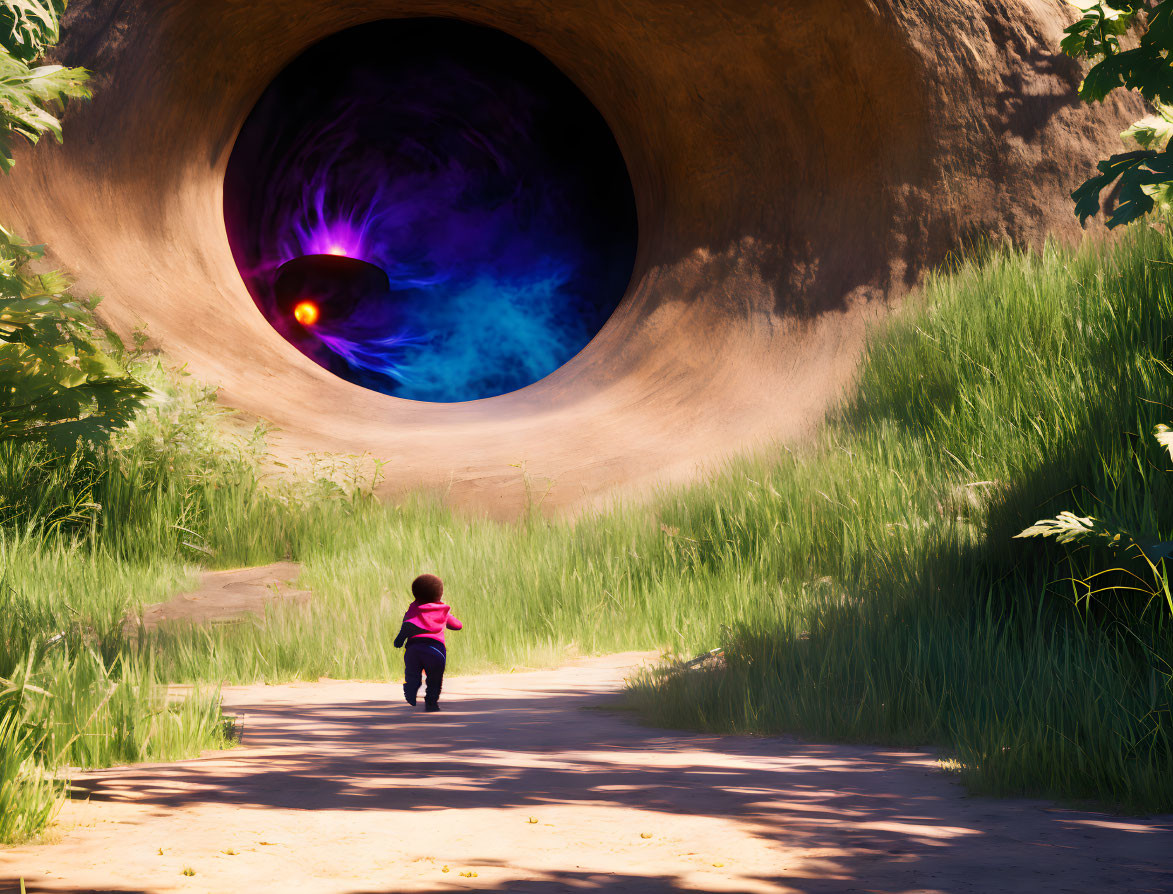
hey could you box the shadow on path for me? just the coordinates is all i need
[2,658,1170,893]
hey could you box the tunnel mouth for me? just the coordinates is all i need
[224,18,639,404]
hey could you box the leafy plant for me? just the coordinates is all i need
[0,1,66,63]
[0,0,88,173]
[1015,424,1173,620]
[0,0,139,450]
[0,0,176,846]
[1063,0,1173,226]
[0,228,148,447]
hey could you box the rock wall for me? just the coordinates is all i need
[0,0,1139,515]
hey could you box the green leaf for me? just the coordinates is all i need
[1156,424,1173,463]
[0,1,65,64]
[1122,102,1173,150]
[1110,159,1160,224]
[1061,0,1139,61]
[0,48,90,172]
[1081,51,1131,102]
[1016,510,1103,544]
[1146,0,1173,54]
[0,229,147,449]
[1072,146,1173,227]
[1072,150,1151,223]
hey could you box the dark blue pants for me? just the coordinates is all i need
[404,640,446,706]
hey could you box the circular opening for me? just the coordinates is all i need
[224,18,639,403]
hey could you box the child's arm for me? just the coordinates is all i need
[394,621,427,648]
[446,613,463,630]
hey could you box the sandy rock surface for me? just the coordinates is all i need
[4,1,1141,518]
[1,653,1169,893]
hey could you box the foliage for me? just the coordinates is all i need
[0,229,148,448]
[1016,424,1173,619]
[0,0,139,450]
[0,345,382,559]
[15,644,230,770]
[622,223,1173,810]
[0,1,66,63]
[0,1,88,173]
[1061,0,1172,102]
[0,0,203,845]
[1063,0,1173,226]
[0,693,58,843]
[0,562,229,844]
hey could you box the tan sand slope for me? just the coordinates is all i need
[0,654,1168,893]
[0,1,1141,516]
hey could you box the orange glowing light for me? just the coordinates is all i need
[327,246,347,256]
[293,300,320,326]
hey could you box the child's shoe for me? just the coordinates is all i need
[403,684,417,707]
[424,701,440,712]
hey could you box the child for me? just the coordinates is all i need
[393,573,462,712]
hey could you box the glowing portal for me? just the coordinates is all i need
[224,19,638,402]
[293,300,320,326]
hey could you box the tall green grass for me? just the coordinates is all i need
[0,356,377,568]
[3,221,1172,838]
[0,645,229,842]
[0,687,58,843]
[0,356,339,843]
[0,596,231,842]
[628,227,1173,811]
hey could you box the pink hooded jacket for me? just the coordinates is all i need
[399,601,463,645]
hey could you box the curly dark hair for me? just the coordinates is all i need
[411,573,444,602]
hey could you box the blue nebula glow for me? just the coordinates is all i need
[225,19,638,403]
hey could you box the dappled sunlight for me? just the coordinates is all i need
[1,657,1167,893]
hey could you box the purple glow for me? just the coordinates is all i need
[225,20,637,402]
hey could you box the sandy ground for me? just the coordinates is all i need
[1,653,1169,894]
[130,564,311,631]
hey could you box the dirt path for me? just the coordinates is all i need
[130,563,311,631]
[1,653,1169,893]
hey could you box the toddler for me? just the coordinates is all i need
[393,573,462,712]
